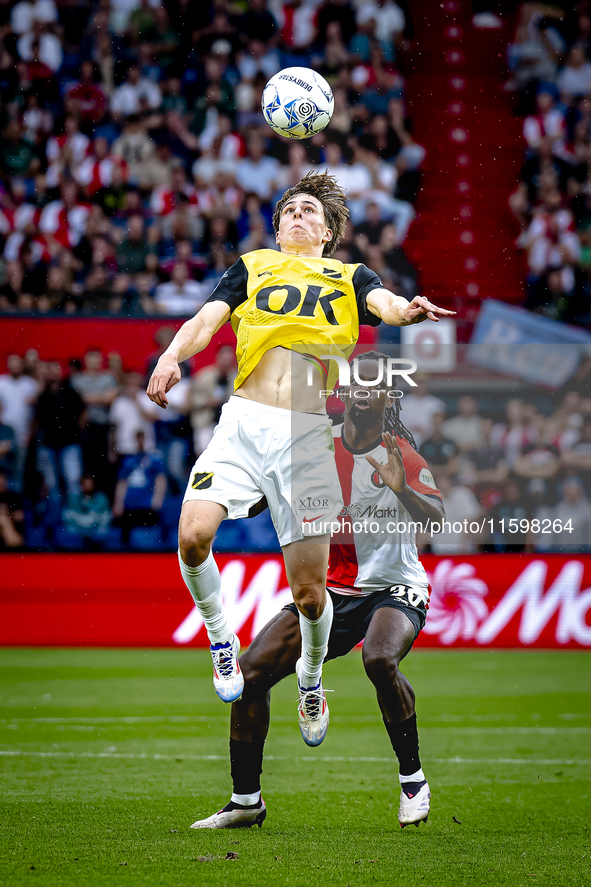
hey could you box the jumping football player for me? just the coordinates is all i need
[147,172,453,746]
[190,352,443,829]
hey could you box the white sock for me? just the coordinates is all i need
[399,768,426,784]
[178,550,232,646]
[298,593,333,688]
[231,791,261,806]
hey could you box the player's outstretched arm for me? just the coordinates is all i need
[366,432,445,530]
[366,288,456,326]
[147,301,231,409]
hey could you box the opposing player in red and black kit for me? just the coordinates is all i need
[190,352,444,831]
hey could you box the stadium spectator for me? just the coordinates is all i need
[116,215,156,277]
[71,349,119,485]
[419,411,459,482]
[491,399,535,469]
[111,115,154,179]
[429,474,482,554]
[0,403,17,484]
[457,417,509,503]
[0,354,40,487]
[513,436,560,482]
[505,6,564,93]
[35,361,85,519]
[399,376,445,448]
[551,476,591,551]
[66,61,107,126]
[236,134,280,204]
[0,121,39,178]
[113,430,167,543]
[109,372,155,462]
[61,473,112,550]
[486,476,530,551]
[522,91,565,155]
[110,64,162,119]
[188,344,237,455]
[442,396,485,452]
[145,326,190,380]
[0,469,25,550]
[11,0,59,36]
[556,44,591,98]
[154,262,207,316]
[561,420,591,493]
[356,0,406,48]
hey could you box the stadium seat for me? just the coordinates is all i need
[242,511,280,553]
[213,521,248,552]
[129,526,163,550]
[161,496,183,530]
[164,525,179,551]
[54,527,83,550]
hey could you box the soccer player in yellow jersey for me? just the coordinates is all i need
[147,172,452,746]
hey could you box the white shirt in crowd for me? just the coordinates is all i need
[154,279,208,316]
[356,0,405,43]
[109,393,155,455]
[399,393,446,448]
[110,79,162,117]
[235,156,280,202]
[0,374,40,446]
[11,0,57,34]
[109,0,161,35]
[17,30,62,72]
[556,63,591,97]
[430,484,482,554]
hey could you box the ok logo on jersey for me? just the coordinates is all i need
[256,284,345,325]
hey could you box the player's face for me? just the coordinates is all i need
[276,194,332,255]
[344,359,389,431]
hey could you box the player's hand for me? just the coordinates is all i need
[402,296,456,324]
[365,432,406,493]
[147,355,181,409]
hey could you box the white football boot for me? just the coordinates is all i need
[190,798,266,829]
[398,781,431,827]
[211,635,244,703]
[295,658,330,747]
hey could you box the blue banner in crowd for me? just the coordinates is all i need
[468,300,591,389]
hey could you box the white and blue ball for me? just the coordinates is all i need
[261,67,334,140]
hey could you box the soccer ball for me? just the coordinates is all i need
[261,67,334,140]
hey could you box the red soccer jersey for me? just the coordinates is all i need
[328,426,442,594]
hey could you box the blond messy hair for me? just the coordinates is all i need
[273,170,349,257]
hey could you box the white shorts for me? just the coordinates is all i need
[183,395,343,546]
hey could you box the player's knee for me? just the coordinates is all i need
[363,649,400,686]
[292,583,325,620]
[178,522,214,566]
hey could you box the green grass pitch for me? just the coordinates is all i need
[0,647,589,887]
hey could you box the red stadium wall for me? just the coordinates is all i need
[0,317,235,374]
[1,553,590,649]
[0,318,378,374]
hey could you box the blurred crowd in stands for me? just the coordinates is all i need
[508,0,591,326]
[0,0,423,320]
[1,344,591,554]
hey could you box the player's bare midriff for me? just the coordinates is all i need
[235,346,326,414]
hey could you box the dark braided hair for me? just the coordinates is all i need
[350,350,418,451]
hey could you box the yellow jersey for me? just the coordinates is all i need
[206,249,382,391]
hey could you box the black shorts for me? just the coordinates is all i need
[283,585,426,662]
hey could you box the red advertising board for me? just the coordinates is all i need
[0,318,378,374]
[1,552,590,649]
